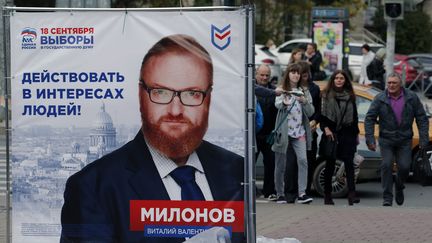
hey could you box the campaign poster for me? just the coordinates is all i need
[312,21,343,73]
[9,9,246,242]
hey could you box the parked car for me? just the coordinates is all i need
[393,54,424,85]
[256,82,432,198]
[408,53,432,71]
[270,38,384,80]
[255,44,282,83]
[269,38,311,71]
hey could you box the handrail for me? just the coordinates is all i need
[407,70,432,97]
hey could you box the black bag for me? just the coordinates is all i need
[415,146,432,186]
[319,135,338,160]
[265,130,277,145]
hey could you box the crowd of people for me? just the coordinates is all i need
[255,42,429,207]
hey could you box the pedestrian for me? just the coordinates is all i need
[366,48,386,90]
[298,61,321,195]
[359,44,375,85]
[255,64,280,200]
[364,73,429,206]
[320,70,360,206]
[288,48,304,65]
[272,63,314,204]
[266,39,276,50]
[305,42,325,81]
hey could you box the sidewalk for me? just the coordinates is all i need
[257,202,432,243]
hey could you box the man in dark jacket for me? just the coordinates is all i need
[305,43,324,81]
[254,64,280,199]
[365,73,429,206]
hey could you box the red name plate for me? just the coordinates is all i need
[130,200,244,232]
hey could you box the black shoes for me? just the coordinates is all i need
[276,196,287,204]
[348,191,360,206]
[395,177,405,206]
[395,188,404,206]
[383,201,392,207]
[324,193,335,205]
[297,194,313,204]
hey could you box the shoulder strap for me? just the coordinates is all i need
[274,99,297,132]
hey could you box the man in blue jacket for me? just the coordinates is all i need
[365,73,429,206]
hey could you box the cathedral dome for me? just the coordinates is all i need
[93,103,114,130]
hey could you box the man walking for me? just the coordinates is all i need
[365,73,429,206]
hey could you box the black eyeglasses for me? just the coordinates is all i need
[139,80,212,107]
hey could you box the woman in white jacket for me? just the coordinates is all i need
[359,44,375,85]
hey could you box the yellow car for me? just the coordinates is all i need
[312,81,432,197]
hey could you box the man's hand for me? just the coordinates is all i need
[367,143,376,151]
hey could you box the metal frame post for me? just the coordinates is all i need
[385,18,396,83]
[244,4,256,243]
[2,6,11,243]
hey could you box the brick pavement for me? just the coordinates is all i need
[257,202,432,243]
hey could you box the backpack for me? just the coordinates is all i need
[366,60,374,80]
[256,101,264,133]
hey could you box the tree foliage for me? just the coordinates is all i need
[254,0,365,45]
[370,6,432,54]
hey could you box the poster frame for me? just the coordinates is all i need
[2,5,256,243]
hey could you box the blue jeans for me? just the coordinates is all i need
[379,139,412,202]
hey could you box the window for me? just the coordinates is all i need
[278,42,307,53]
[356,95,372,121]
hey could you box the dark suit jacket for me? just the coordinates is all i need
[61,131,244,243]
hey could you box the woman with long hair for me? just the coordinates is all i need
[288,48,304,65]
[320,70,360,205]
[272,63,315,204]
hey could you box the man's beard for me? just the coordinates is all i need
[141,112,208,160]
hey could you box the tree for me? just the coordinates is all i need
[370,6,432,54]
[254,0,365,45]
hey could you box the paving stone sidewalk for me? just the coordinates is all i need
[257,203,432,243]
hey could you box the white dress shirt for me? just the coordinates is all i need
[145,139,214,201]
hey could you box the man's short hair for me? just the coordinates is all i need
[140,34,213,85]
[256,64,270,73]
[362,44,370,52]
[308,42,317,51]
[387,72,402,83]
